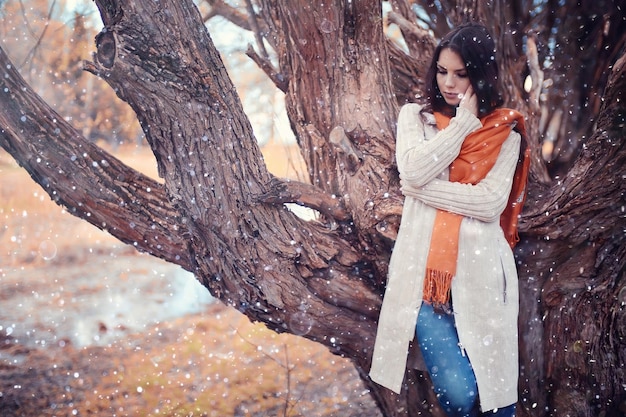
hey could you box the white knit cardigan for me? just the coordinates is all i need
[370,103,521,412]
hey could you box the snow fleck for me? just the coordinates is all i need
[38,240,57,261]
[288,312,313,336]
[319,19,335,34]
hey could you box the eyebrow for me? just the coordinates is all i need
[436,63,467,73]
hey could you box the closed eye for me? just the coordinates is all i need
[437,65,468,78]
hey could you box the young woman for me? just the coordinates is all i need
[370,23,530,417]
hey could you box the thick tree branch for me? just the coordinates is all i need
[254,177,350,221]
[0,45,192,270]
[83,0,382,366]
[521,53,626,244]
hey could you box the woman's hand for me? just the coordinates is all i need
[459,85,478,116]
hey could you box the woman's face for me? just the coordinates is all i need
[436,48,471,107]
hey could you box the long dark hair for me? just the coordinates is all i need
[424,22,504,118]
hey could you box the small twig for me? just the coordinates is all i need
[231,327,307,416]
[282,345,291,417]
[526,35,544,112]
[201,0,252,30]
[244,0,269,59]
[246,46,289,92]
[19,0,57,70]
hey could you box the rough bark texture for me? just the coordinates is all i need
[0,49,191,268]
[0,0,625,416]
[517,53,626,416]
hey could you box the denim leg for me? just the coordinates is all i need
[416,302,479,417]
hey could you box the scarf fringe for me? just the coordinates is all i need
[423,268,453,306]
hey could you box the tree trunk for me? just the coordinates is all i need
[516,52,626,416]
[0,1,625,416]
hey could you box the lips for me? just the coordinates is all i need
[443,92,460,100]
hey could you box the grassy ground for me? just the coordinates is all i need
[0,144,381,417]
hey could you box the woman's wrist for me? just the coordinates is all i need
[453,106,482,130]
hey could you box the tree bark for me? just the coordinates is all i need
[0,48,191,268]
[516,52,626,416]
[83,0,390,366]
[1,1,625,416]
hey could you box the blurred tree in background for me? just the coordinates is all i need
[0,0,140,146]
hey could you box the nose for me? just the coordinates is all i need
[444,73,455,88]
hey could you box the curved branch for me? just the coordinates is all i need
[201,0,251,30]
[254,177,350,221]
[386,10,436,59]
[0,46,192,270]
[245,44,288,92]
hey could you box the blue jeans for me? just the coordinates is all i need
[416,302,516,417]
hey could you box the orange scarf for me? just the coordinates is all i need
[423,108,531,306]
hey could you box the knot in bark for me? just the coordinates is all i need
[96,29,116,69]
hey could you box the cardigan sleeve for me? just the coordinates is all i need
[396,104,482,188]
[401,131,521,223]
